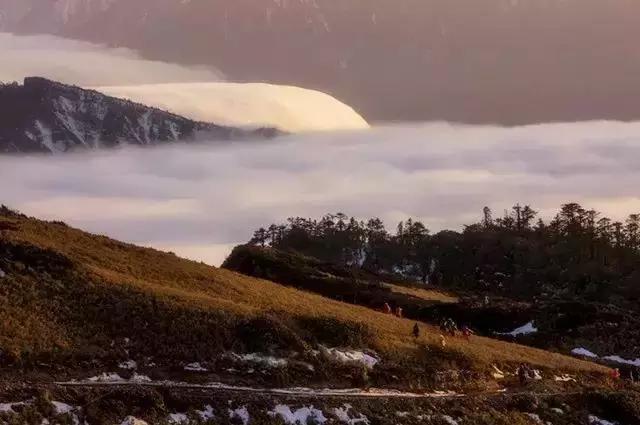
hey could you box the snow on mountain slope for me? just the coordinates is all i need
[96,83,369,133]
[0,77,275,154]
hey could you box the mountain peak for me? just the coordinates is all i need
[0,77,277,154]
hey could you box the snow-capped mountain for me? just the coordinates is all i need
[0,77,275,154]
[2,0,640,124]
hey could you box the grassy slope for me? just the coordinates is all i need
[0,209,609,384]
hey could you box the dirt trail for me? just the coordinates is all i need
[54,381,582,400]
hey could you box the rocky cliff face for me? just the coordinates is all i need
[0,77,275,154]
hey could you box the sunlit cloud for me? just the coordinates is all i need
[0,32,369,132]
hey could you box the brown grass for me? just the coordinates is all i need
[0,211,610,378]
[383,283,459,304]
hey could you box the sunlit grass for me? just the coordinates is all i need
[0,211,609,378]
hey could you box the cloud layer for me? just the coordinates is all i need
[0,32,222,85]
[96,83,369,132]
[0,32,369,132]
[2,121,640,266]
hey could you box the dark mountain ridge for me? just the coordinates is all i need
[0,77,278,154]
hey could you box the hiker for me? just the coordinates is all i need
[439,319,448,334]
[517,363,528,385]
[383,302,392,314]
[413,323,420,338]
[395,306,403,318]
[462,325,473,340]
[446,318,457,337]
[611,368,621,380]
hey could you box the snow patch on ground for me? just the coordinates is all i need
[130,373,152,383]
[525,413,543,423]
[554,374,576,382]
[571,348,598,358]
[184,362,208,372]
[119,360,138,370]
[84,372,151,383]
[269,405,328,425]
[168,412,189,424]
[233,353,288,368]
[120,417,149,425]
[492,365,506,379]
[571,348,640,366]
[531,369,543,380]
[602,355,640,367]
[0,268,6,278]
[589,415,618,425]
[551,408,564,414]
[51,401,83,425]
[197,405,215,421]
[498,321,538,337]
[229,406,250,425]
[87,372,125,382]
[441,415,459,425]
[319,347,379,369]
[52,401,75,414]
[333,404,370,424]
[0,401,28,413]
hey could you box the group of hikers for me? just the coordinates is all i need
[384,301,480,347]
[384,300,638,386]
[516,363,539,384]
[382,302,403,318]
[440,318,473,338]
[391,307,475,347]
[383,302,474,341]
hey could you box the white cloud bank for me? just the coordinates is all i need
[0,32,369,132]
[96,83,369,132]
[0,32,222,86]
[2,121,640,266]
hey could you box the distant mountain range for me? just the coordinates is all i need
[0,77,276,154]
[2,0,640,124]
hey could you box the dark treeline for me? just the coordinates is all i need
[249,204,640,302]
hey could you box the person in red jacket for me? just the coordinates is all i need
[611,368,621,380]
[462,325,473,341]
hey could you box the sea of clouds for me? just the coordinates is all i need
[3,121,640,265]
[2,32,640,265]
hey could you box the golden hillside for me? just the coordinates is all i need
[0,207,608,387]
